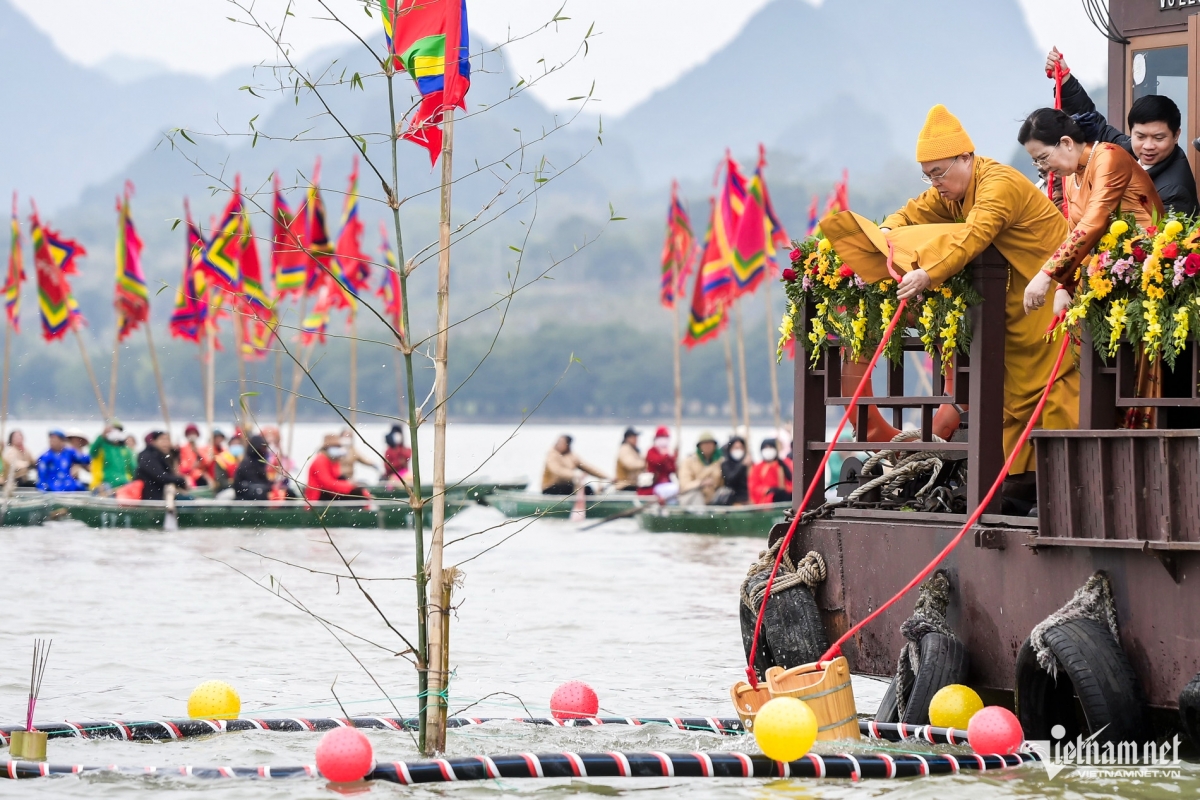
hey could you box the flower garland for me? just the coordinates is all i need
[1055,213,1200,369]
[777,232,981,371]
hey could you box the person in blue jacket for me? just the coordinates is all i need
[37,429,90,492]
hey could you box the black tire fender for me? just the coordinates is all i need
[1180,672,1200,748]
[739,574,828,675]
[1015,618,1152,745]
[871,633,968,725]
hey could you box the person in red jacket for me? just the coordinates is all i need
[640,426,677,499]
[749,438,792,505]
[305,434,369,502]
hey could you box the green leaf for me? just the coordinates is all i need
[239,85,262,98]
[179,129,196,145]
[351,72,364,91]
[170,218,182,231]
[509,245,522,253]
[252,130,259,148]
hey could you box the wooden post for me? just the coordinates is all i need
[733,299,752,437]
[764,280,783,432]
[349,309,358,427]
[108,329,120,421]
[286,294,309,457]
[965,249,1008,515]
[723,325,738,436]
[427,107,454,754]
[205,312,216,443]
[73,328,108,419]
[792,299,827,507]
[144,325,171,431]
[274,348,284,430]
[671,261,683,452]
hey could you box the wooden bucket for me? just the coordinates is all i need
[9,729,47,760]
[729,667,781,732]
[766,656,860,741]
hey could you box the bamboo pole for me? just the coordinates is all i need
[733,300,751,437]
[108,329,120,421]
[426,107,454,754]
[236,313,248,428]
[349,309,358,427]
[722,324,738,436]
[671,261,683,452]
[0,318,10,446]
[274,348,283,430]
[73,328,108,419]
[205,314,215,443]
[285,293,309,458]
[763,280,783,433]
[144,325,171,431]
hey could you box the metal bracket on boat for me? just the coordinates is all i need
[973,528,1006,550]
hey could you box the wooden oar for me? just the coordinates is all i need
[579,503,648,531]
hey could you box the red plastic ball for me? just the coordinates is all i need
[315,727,375,783]
[550,680,599,720]
[967,706,1024,755]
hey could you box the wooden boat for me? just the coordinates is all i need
[637,502,788,536]
[485,489,645,520]
[366,480,528,504]
[50,495,469,530]
[0,493,51,526]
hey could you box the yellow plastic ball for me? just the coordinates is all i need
[187,680,241,720]
[928,684,983,730]
[753,697,818,762]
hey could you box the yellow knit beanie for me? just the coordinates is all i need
[915,104,974,163]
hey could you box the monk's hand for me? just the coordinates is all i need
[1024,271,1053,314]
[1045,47,1069,78]
[896,268,930,301]
[1053,287,1072,316]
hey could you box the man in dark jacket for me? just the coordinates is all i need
[234,435,274,500]
[136,431,187,501]
[1046,48,1199,216]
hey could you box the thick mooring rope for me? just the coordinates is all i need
[848,431,949,503]
[1028,570,1120,677]
[741,543,827,613]
[894,570,956,720]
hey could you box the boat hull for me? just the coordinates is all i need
[486,490,644,519]
[638,503,788,536]
[367,481,527,503]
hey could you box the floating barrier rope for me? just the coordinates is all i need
[3,751,1039,782]
[0,717,971,746]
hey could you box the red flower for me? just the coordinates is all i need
[1162,242,1180,260]
[1146,225,1158,237]
[838,266,855,279]
[1185,253,1200,277]
[789,248,801,263]
[1131,244,1147,262]
[782,268,798,282]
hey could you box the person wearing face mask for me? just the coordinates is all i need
[749,438,793,505]
[211,433,244,492]
[678,431,723,506]
[641,426,678,501]
[717,436,751,506]
[177,423,208,487]
[306,434,369,502]
[88,420,137,493]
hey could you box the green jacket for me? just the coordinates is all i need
[89,437,136,488]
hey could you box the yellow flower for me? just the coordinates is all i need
[879,298,895,331]
[818,238,832,253]
[1164,219,1184,240]
[1172,307,1190,349]
[1097,234,1117,252]
[1146,284,1166,300]
[1183,228,1200,251]
[1090,275,1113,299]
[1108,219,1129,237]
[1123,240,1134,255]
[940,286,953,299]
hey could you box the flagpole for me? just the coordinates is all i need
[144,324,171,431]
[671,261,683,453]
[349,308,358,427]
[73,327,108,419]
[427,107,455,753]
[108,328,120,420]
[733,298,751,437]
[1,318,11,446]
[286,294,308,457]
[236,312,248,429]
[205,294,216,443]
[274,348,284,431]
[763,280,783,432]
[722,322,738,437]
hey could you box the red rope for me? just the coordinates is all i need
[1046,62,1070,219]
[745,244,905,687]
[817,317,1070,663]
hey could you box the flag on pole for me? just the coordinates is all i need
[237,213,275,359]
[170,202,210,343]
[303,162,336,297]
[30,204,86,341]
[334,157,369,305]
[695,192,733,316]
[731,167,769,296]
[202,186,245,294]
[5,193,24,332]
[756,146,790,275]
[378,222,404,336]
[114,183,149,341]
[660,181,695,308]
[824,169,849,215]
[684,201,728,348]
[381,0,471,163]
[300,284,334,346]
[271,177,306,298]
[708,152,750,301]
[805,195,820,236]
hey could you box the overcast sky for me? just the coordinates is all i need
[11,0,1110,115]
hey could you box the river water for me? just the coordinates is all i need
[1,422,1197,797]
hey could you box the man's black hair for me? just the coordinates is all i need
[1128,95,1182,134]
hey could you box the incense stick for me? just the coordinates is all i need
[26,639,51,732]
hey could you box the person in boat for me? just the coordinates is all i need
[233,435,274,501]
[878,104,1080,506]
[201,429,227,487]
[678,431,723,506]
[717,436,751,506]
[541,435,608,495]
[642,426,678,502]
[64,428,93,489]
[213,432,243,492]
[178,423,208,488]
[1019,107,1165,430]
[306,434,370,502]
[88,420,136,493]
[613,427,646,492]
[2,430,38,488]
[260,425,296,496]
[338,428,375,483]
[1045,48,1198,216]
[36,429,90,492]
[136,430,188,502]
[749,438,793,505]
[383,424,411,487]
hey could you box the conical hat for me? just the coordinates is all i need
[819,211,965,285]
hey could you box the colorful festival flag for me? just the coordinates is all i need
[757,147,791,273]
[113,183,149,341]
[806,195,820,237]
[732,146,792,289]
[271,177,306,299]
[169,202,210,344]
[333,157,370,305]
[705,153,750,302]
[237,213,275,359]
[300,284,334,346]
[30,204,86,342]
[381,0,471,163]
[824,169,850,216]
[696,190,734,317]
[202,186,245,293]
[659,181,695,308]
[378,222,404,337]
[5,193,24,332]
[685,201,728,348]
[303,162,337,298]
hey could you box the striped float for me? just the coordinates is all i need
[0,717,971,745]
[2,751,1039,782]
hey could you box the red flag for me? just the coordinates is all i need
[335,157,370,297]
[272,176,306,298]
[30,202,86,341]
[114,183,149,341]
[660,181,696,308]
[824,169,850,215]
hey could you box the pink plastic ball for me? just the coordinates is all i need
[315,727,375,783]
[967,706,1024,755]
[550,680,599,720]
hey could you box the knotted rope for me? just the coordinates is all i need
[893,570,955,720]
[847,430,949,503]
[1028,571,1119,678]
[741,542,826,613]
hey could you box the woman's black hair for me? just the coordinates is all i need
[1017,107,1100,146]
[7,430,18,445]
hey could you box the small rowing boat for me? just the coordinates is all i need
[0,493,52,527]
[637,502,789,536]
[484,489,645,520]
[366,480,528,504]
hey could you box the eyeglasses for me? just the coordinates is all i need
[920,157,960,185]
[1030,142,1060,169]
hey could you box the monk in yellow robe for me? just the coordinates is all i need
[881,104,1079,476]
